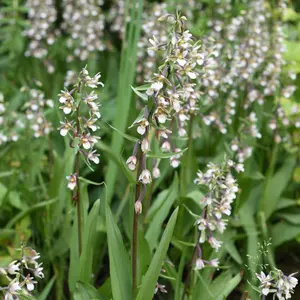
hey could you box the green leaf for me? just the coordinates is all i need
[39,276,56,300]
[223,235,242,265]
[131,85,148,101]
[262,156,296,219]
[78,177,104,186]
[146,148,188,159]
[105,0,144,204]
[78,199,101,284]
[106,204,132,300]
[0,182,8,207]
[106,123,139,143]
[277,212,300,225]
[276,198,297,210]
[271,221,300,247]
[146,174,179,251]
[136,207,179,300]
[5,198,58,229]
[74,281,104,300]
[96,141,136,185]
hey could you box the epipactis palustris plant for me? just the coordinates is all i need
[57,67,103,254]
[193,159,244,270]
[127,12,218,214]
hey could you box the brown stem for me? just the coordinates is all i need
[182,231,201,300]
[132,151,143,297]
[143,181,154,224]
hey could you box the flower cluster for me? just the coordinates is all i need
[61,0,106,62]
[58,68,103,190]
[23,88,54,138]
[23,0,59,71]
[193,159,244,269]
[126,13,216,214]
[256,269,298,299]
[136,2,199,83]
[0,245,44,299]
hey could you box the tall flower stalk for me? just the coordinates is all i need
[126,12,216,296]
[183,159,244,296]
[58,68,103,255]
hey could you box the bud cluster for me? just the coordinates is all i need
[0,245,44,299]
[57,68,103,190]
[193,159,244,269]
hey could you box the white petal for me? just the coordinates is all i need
[27,283,35,291]
[63,107,72,114]
[92,157,100,164]
[137,126,146,135]
[187,72,197,79]
[83,142,91,149]
[60,128,68,136]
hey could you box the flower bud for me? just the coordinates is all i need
[195,258,205,270]
[152,167,160,179]
[135,201,142,214]
[126,156,137,171]
[141,138,150,153]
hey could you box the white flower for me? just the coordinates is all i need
[66,173,77,190]
[209,258,219,267]
[59,99,75,114]
[7,280,21,296]
[170,158,180,168]
[151,81,163,91]
[87,150,100,164]
[58,120,74,136]
[126,156,137,171]
[197,218,207,230]
[34,263,44,278]
[235,164,244,173]
[85,118,99,131]
[195,258,205,270]
[136,118,149,135]
[25,275,37,292]
[139,169,152,184]
[208,237,222,251]
[85,72,104,88]
[7,261,20,275]
[58,90,73,103]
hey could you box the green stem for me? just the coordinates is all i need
[75,150,82,256]
[180,116,194,197]
[75,99,82,256]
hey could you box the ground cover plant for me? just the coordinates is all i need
[0,0,300,299]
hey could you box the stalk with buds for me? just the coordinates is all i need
[58,67,103,255]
